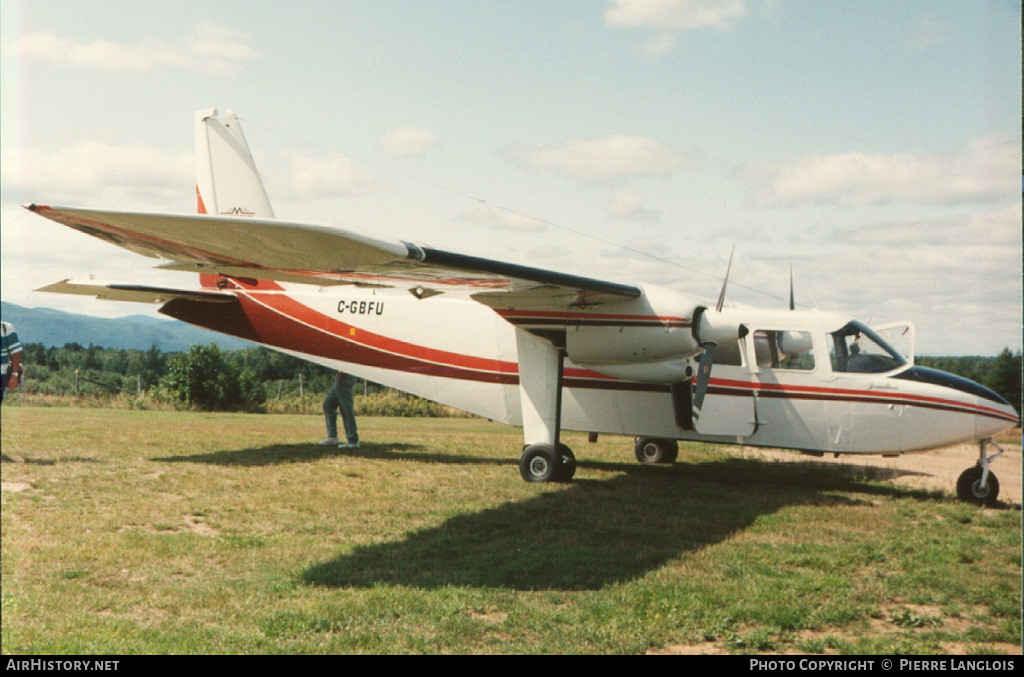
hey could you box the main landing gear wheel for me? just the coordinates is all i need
[634,437,679,464]
[956,466,1000,507]
[519,443,576,483]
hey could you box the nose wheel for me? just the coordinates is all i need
[956,438,1003,506]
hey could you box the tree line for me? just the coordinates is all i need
[18,343,356,411]
[13,342,1023,415]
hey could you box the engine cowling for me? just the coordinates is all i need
[692,306,748,346]
[564,286,701,368]
[566,323,699,366]
[560,288,748,384]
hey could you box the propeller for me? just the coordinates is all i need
[690,249,747,427]
[692,341,717,423]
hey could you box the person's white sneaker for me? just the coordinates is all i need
[338,441,361,449]
[318,437,339,446]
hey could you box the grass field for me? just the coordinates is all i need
[1,407,1020,655]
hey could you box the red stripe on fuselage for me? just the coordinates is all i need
[237,291,634,387]
[164,288,1016,421]
[707,377,1017,423]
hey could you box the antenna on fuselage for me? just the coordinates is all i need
[789,265,795,311]
[716,246,734,312]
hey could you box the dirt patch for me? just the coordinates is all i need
[184,513,220,536]
[647,641,730,655]
[732,438,1021,506]
[1,481,32,492]
[468,609,508,624]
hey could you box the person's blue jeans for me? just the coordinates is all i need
[323,374,359,443]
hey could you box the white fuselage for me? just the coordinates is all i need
[164,280,1018,456]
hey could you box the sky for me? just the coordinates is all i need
[1,0,1020,356]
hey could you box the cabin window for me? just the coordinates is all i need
[712,340,743,366]
[752,330,815,370]
[829,321,907,373]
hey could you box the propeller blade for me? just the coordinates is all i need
[692,342,717,421]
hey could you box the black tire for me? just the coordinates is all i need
[556,443,576,482]
[519,444,563,482]
[956,466,1000,506]
[634,437,679,464]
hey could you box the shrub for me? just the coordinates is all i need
[157,345,265,411]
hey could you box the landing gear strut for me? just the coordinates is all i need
[515,328,575,483]
[956,438,1003,506]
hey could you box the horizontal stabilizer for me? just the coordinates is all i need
[36,279,236,305]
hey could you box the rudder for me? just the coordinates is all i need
[194,108,275,219]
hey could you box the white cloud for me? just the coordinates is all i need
[379,127,438,157]
[842,204,1023,247]
[606,191,660,222]
[737,137,1021,206]
[508,135,694,181]
[605,0,749,54]
[289,155,378,199]
[458,205,547,232]
[1,142,192,210]
[605,0,749,31]
[7,21,257,74]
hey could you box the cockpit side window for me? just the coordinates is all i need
[829,321,907,373]
[753,330,815,370]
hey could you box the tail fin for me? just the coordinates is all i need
[195,109,279,290]
[194,108,275,219]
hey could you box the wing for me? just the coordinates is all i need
[27,204,641,309]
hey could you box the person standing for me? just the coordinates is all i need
[1,321,24,404]
[319,371,360,449]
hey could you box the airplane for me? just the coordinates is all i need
[26,108,1019,505]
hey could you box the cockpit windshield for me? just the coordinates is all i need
[829,321,908,374]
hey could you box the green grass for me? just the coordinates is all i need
[1,407,1020,654]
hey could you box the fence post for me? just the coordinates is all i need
[299,373,304,397]
[75,369,80,396]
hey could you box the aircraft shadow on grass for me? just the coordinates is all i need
[292,452,951,592]
[151,442,460,468]
[151,440,974,591]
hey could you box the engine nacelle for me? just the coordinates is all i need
[692,306,748,346]
[566,323,699,366]
[564,285,702,367]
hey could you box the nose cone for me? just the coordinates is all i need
[974,392,1019,440]
[896,366,1019,440]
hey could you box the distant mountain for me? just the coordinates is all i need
[0,302,254,352]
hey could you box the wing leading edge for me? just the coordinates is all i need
[27,204,641,308]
